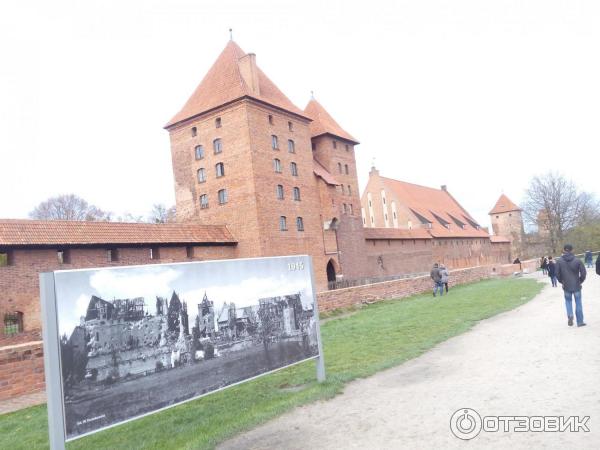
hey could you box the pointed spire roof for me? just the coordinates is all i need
[166,41,308,128]
[489,194,522,215]
[304,98,359,144]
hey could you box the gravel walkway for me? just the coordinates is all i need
[220,271,600,449]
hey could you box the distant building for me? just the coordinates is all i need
[489,194,525,259]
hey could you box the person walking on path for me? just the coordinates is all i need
[430,263,443,297]
[585,250,593,268]
[439,264,450,293]
[541,256,549,275]
[547,256,558,287]
[556,244,587,327]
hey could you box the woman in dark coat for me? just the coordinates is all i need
[541,256,549,275]
[547,256,558,287]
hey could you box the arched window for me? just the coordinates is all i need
[194,145,204,160]
[271,135,279,150]
[293,187,301,201]
[348,185,352,195]
[191,127,197,137]
[273,158,282,173]
[199,194,208,209]
[288,139,295,153]
[218,189,228,205]
[215,117,222,128]
[276,184,284,200]
[279,216,287,231]
[215,162,224,177]
[338,162,342,173]
[326,260,336,283]
[341,185,345,195]
[213,138,222,154]
[345,164,349,174]
[296,217,304,231]
[197,168,206,183]
[290,162,298,176]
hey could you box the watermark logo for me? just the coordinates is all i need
[450,408,590,440]
[450,408,482,440]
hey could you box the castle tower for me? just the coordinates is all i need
[489,194,524,259]
[165,41,362,288]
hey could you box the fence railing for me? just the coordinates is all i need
[328,271,429,291]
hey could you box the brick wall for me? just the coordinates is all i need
[316,259,538,312]
[0,341,44,401]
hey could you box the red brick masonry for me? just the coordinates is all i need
[0,259,537,404]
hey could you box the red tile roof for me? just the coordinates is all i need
[166,41,308,128]
[0,220,236,247]
[490,235,511,243]
[304,98,359,144]
[364,228,432,240]
[489,194,522,215]
[313,159,340,186]
[380,177,490,239]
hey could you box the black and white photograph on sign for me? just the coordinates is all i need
[52,256,319,440]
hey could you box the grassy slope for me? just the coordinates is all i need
[0,277,542,450]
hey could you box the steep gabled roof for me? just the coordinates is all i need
[304,98,359,144]
[313,159,340,186]
[166,41,308,128]
[489,194,522,215]
[0,220,236,247]
[380,177,489,238]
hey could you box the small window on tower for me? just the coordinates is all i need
[268,115,274,125]
[200,194,209,209]
[279,216,287,231]
[276,185,284,200]
[218,189,228,205]
[293,187,301,201]
[345,144,349,152]
[197,168,206,183]
[194,145,204,160]
[290,162,298,176]
[215,162,225,177]
[288,121,293,131]
[191,127,197,137]
[348,185,352,195]
[349,204,353,215]
[338,163,342,173]
[288,139,295,153]
[343,203,347,214]
[215,117,222,128]
[274,158,282,173]
[333,140,337,149]
[341,185,345,195]
[345,164,349,175]
[296,217,304,231]
[213,138,222,154]
[271,135,279,150]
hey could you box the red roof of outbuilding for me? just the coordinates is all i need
[489,194,522,215]
[313,160,340,186]
[304,98,359,144]
[0,220,236,247]
[166,41,308,128]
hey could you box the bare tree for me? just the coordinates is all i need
[522,172,599,254]
[148,204,176,223]
[29,194,111,221]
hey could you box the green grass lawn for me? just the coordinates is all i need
[0,277,542,450]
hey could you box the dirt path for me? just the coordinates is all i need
[220,271,600,449]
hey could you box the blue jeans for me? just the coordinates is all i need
[433,281,444,297]
[564,290,584,325]
[550,276,557,287]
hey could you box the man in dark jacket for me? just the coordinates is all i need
[584,250,593,268]
[547,256,557,287]
[430,263,443,297]
[556,244,587,327]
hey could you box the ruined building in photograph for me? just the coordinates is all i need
[0,40,522,400]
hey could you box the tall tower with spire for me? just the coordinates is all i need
[164,41,364,288]
[489,194,525,259]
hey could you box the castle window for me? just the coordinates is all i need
[194,145,204,160]
[268,115,273,125]
[345,144,349,152]
[197,168,206,183]
[348,185,352,195]
[271,135,279,150]
[279,216,287,231]
[343,203,347,214]
[273,158,282,173]
[345,164,349,175]
[218,189,228,205]
[213,138,222,154]
[191,127,197,137]
[288,139,295,153]
[57,249,71,264]
[200,194,209,209]
[338,163,342,173]
[333,140,337,149]
[3,311,23,335]
[293,187,301,201]
[276,184,284,200]
[290,162,298,176]
[349,204,354,215]
[107,249,119,262]
[215,162,225,177]
[296,217,304,231]
[288,121,293,131]
[0,251,12,267]
[186,246,194,259]
[215,117,222,128]
[341,185,345,195]
[371,216,374,224]
[150,247,160,260]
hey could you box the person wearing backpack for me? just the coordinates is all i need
[556,244,587,327]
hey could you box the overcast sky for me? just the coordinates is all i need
[1,0,598,229]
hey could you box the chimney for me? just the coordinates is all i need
[238,53,260,96]
[441,185,447,191]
